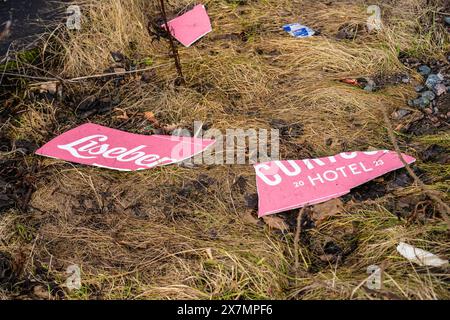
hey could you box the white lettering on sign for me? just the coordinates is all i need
[57,135,175,168]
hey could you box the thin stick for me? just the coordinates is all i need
[382,109,450,229]
[67,63,170,82]
[294,206,307,272]
[159,0,185,84]
[1,63,171,83]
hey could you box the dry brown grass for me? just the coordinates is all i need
[0,0,449,300]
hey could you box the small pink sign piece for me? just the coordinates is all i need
[163,4,212,47]
[36,123,215,171]
[254,151,416,217]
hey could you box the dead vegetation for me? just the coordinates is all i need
[0,0,449,300]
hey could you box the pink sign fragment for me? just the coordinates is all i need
[254,151,416,217]
[163,4,212,47]
[36,123,215,171]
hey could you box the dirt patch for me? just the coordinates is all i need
[0,251,15,288]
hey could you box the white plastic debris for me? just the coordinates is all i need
[396,242,448,267]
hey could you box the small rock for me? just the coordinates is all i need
[411,97,430,108]
[418,65,431,76]
[401,75,410,83]
[178,160,195,169]
[77,95,97,111]
[172,128,192,137]
[233,175,248,193]
[0,193,14,211]
[39,81,58,95]
[430,116,439,123]
[425,73,444,90]
[140,70,155,83]
[33,285,53,300]
[262,215,289,232]
[445,16,450,26]
[113,68,126,74]
[434,83,447,96]
[363,79,376,92]
[14,140,38,155]
[110,51,126,63]
[392,109,411,119]
[421,90,436,101]
[244,193,258,210]
[415,85,425,92]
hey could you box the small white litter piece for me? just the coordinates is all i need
[396,242,448,268]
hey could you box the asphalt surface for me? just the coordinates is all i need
[0,0,68,56]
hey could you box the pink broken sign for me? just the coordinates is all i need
[163,4,212,47]
[254,151,416,217]
[36,123,215,171]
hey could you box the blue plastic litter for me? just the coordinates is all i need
[283,23,315,38]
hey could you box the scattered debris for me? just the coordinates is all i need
[396,242,448,268]
[162,4,212,47]
[1,0,449,301]
[367,5,382,32]
[340,73,409,92]
[114,108,130,120]
[391,109,411,120]
[340,78,361,87]
[340,77,375,91]
[143,111,160,127]
[340,77,374,90]
[283,23,315,38]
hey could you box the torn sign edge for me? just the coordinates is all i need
[254,151,416,217]
[162,4,212,47]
